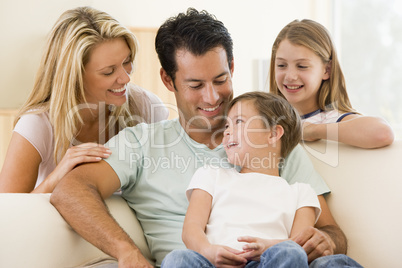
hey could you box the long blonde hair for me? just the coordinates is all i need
[16,6,147,163]
[269,19,356,114]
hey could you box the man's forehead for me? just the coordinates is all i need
[174,47,230,79]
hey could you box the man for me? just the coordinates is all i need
[51,8,347,267]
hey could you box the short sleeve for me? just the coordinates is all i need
[104,126,142,190]
[280,144,330,195]
[186,166,216,201]
[294,183,322,223]
[13,113,53,162]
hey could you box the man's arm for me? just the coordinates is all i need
[50,160,152,267]
[292,195,347,262]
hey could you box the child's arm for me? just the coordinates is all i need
[183,189,247,267]
[290,206,317,237]
[302,114,394,148]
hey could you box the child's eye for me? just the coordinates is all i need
[276,64,286,68]
[236,119,243,124]
[298,65,308,69]
[225,123,229,129]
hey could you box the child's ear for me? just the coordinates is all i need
[268,125,284,144]
[323,61,332,80]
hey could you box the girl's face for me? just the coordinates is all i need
[274,39,330,115]
[83,38,133,107]
[223,100,274,173]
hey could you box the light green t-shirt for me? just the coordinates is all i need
[105,118,329,266]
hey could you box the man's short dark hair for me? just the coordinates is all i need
[155,8,233,82]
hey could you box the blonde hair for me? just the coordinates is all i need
[228,92,301,159]
[269,19,356,114]
[16,6,147,163]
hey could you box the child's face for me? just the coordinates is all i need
[223,100,273,171]
[274,39,330,115]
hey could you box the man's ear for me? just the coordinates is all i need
[230,57,235,76]
[160,68,176,92]
[267,125,284,145]
[323,61,331,81]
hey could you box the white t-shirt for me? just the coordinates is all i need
[301,109,354,124]
[104,118,329,266]
[13,86,168,188]
[186,166,321,251]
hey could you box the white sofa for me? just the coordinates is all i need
[0,140,401,268]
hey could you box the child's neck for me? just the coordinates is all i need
[240,166,280,177]
[294,101,320,116]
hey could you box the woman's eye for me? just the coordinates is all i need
[236,119,243,124]
[298,65,308,69]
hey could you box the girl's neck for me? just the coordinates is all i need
[293,101,320,116]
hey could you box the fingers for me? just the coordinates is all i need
[66,143,112,162]
[237,236,256,243]
[292,227,334,262]
[214,246,247,267]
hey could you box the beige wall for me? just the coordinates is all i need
[0,0,332,168]
[0,0,333,109]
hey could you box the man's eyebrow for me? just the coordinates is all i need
[184,72,229,83]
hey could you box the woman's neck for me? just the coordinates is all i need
[75,104,112,144]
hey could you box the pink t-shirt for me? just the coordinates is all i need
[13,85,169,188]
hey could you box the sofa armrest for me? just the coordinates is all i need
[303,140,402,268]
[0,193,154,267]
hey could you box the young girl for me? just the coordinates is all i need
[161,92,362,268]
[0,7,168,193]
[269,19,394,149]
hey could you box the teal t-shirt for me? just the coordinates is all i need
[105,118,329,266]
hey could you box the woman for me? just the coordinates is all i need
[0,6,168,193]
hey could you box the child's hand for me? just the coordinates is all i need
[237,236,285,261]
[203,244,247,268]
[236,236,266,261]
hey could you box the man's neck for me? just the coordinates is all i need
[179,118,225,149]
[189,131,224,149]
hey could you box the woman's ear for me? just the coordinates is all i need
[323,61,332,80]
[160,68,176,92]
[267,125,284,144]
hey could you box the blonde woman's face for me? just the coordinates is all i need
[274,39,330,115]
[83,38,132,106]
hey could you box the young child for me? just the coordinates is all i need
[161,92,362,268]
[269,19,394,149]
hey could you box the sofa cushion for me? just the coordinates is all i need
[0,193,154,267]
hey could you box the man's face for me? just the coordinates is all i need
[169,46,234,136]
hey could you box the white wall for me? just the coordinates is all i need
[0,0,332,109]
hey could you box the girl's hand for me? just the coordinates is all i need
[203,244,247,268]
[36,143,112,192]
